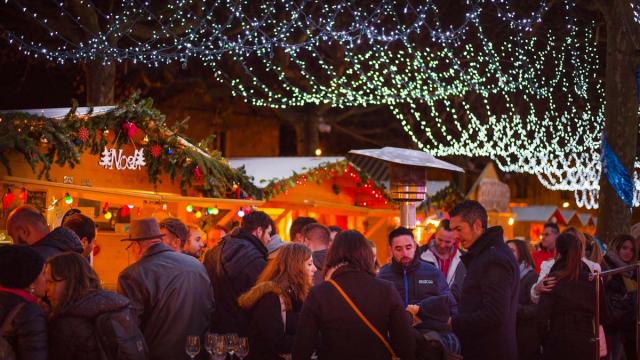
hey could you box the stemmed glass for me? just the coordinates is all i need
[235,337,249,360]
[185,335,201,360]
[225,333,239,357]
[211,334,226,360]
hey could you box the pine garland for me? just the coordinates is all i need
[0,93,259,199]
[260,160,389,202]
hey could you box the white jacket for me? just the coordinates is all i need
[421,247,463,288]
[530,257,601,304]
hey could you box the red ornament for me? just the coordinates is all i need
[193,165,203,179]
[122,122,138,139]
[2,190,15,210]
[150,144,162,158]
[78,127,89,142]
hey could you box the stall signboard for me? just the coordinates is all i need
[98,147,146,171]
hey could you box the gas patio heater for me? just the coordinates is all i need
[346,147,464,229]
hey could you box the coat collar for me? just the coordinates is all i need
[389,253,421,274]
[141,242,174,260]
[460,226,504,267]
[234,229,269,258]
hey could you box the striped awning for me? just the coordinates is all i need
[346,147,463,183]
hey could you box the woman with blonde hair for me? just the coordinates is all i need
[239,243,316,359]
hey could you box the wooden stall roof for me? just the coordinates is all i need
[1,176,263,206]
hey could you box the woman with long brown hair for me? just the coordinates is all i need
[46,252,147,360]
[292,230,415,360]
[537,233,606,360]
[239,243,316,359]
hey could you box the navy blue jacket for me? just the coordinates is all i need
[204,229,268,336]
[378,255,458,317]
[451,226,519,360]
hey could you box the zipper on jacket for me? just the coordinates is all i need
[403,269,409,307]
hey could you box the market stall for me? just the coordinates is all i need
[0,98,260,286]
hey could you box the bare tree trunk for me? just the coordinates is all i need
[596,1,639,243]
[84,60,115,105]
[302,114,320,156]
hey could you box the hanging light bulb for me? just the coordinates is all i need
[237,209,245,217]
[209,206,219,215]
[104,211,113,220]
[195,210,203,218]
[64,193,73,204]
[127,204,135,209]
[185,204,194,213]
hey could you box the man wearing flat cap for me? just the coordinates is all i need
[117,218,214,360]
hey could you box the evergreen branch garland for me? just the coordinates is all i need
[0,93,259,199]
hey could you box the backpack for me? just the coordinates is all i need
[0,303,25,360]
[94,307,148,360]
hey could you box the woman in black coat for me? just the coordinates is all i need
[46,252,147,360]
[603,234,637,360]
[0,245,48,360]
[537,233,606,360]
[507,240,540,360]
[239,243,316,359]
[292,230,415,360]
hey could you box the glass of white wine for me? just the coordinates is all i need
[185,335,200,359]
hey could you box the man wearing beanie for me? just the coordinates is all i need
[118,217,213,360]
[7,206,83,260]
[0,245,48,359]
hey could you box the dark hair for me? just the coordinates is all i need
[61,208,81,226]
[449,200,488,230]
[324,230,375,278]
[159,217,189,247]
[554,233,583,281]
[242,211,273,234]
[302,223,331,246]
[48,252,101,316]
[611,234,637,261]
[436,219,451,232]
[543,222,560,234]
[506,240,534,268]
[388,227,414,246]
[328,226,342,233]
[63,213,96,243]
[289,217,317,240]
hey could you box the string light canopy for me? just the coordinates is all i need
[0,0,569,64]
[4,0,639,208]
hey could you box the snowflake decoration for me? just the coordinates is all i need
[78,127,89,142]
[150,144,162,158]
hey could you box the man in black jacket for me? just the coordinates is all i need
[204,211,273,335]
[7,205,83,260]
[118,218,213,360]
[449,200,519,360]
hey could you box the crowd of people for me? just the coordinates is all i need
[0,200,638,360]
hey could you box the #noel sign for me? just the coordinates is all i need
[98,146,146,170]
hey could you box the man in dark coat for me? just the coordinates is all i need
[449,200,519,360]
[378,226,457,315]
[118,218,214,360]
[203,211,273,335]
[7,205,83,260]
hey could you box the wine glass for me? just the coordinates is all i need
[225,333,239,356]
[235,337,249,360]
[205,332,216,359]
[185,335,201,359]
[212,334,226,360]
